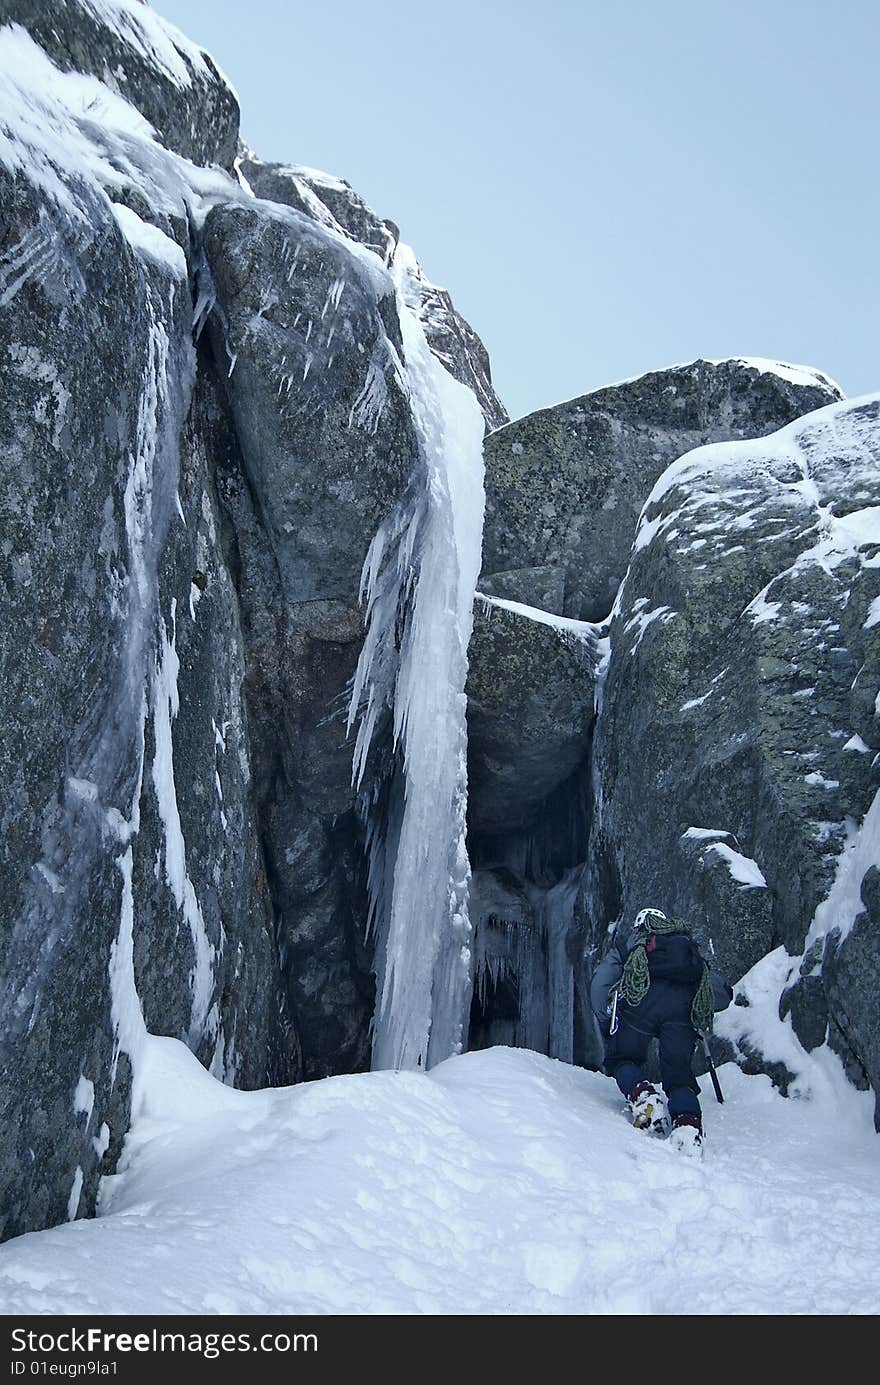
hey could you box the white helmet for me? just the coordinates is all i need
[634,907,667,931]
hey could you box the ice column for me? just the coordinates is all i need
[349,248,485,1071]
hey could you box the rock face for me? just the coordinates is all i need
[466,361,849,1077]
[465,597,602,1068]
[238,154,509,433]
[0,7,288,1239]
[466,596,599,836]
[587,395,880,1120]
[481,359,841,621]
[0,1,501,1239]
[198,193,421,1079]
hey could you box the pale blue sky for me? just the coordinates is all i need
[164,0,878,422]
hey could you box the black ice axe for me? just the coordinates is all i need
[699,1030,724,1104]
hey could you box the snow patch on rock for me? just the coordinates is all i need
[702,842,768,889]
[111,202,187,277]
[475,592,602,644]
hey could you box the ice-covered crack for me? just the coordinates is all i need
[123,288,168,614]
[106,284,178,1095]
[107,695,148,1092]
[804,787,880,951]
[347,336,404,435]
[107,268,212,1110]
[151,600,218,1046]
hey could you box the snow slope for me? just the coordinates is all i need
[0,1043,876,1316]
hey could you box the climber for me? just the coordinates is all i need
[590,907,733,1155]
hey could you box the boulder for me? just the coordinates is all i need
[466,595,599,835]
[200,195,421,1077]
[482,358,841,620]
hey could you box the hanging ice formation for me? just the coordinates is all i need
[348,245,486,1072]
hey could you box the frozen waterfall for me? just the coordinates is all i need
[348,245,485,1072]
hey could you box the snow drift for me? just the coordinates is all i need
[0,1041,876,1315]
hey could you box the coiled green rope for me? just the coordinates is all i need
[617,912,715,1033]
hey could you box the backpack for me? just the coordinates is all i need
[643,932,704,988]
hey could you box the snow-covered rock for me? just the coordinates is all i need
[590,395,880,1118]
[467,361,843,1079]
[481,357,842,622]
[0,0,240,167]
[0,2,286,1242]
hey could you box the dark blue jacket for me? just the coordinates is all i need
[590,925,733,1027]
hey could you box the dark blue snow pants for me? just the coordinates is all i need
[609,981,701,1121]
